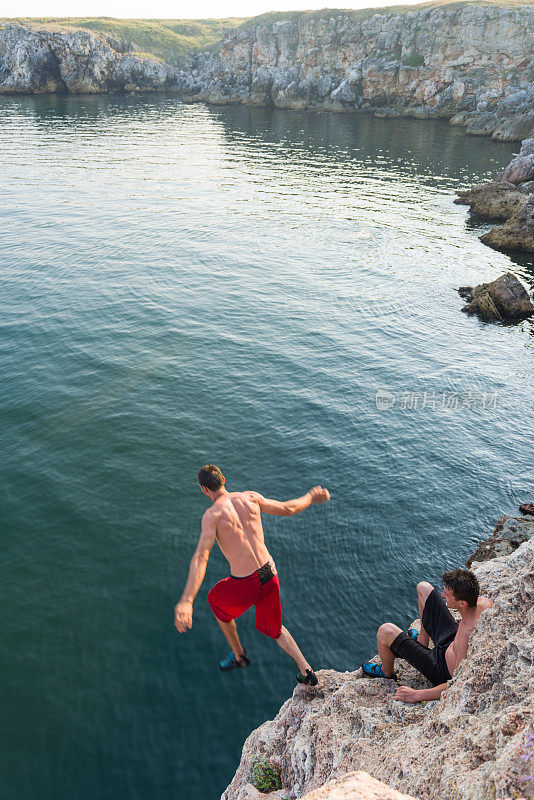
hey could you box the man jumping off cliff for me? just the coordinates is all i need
[361,569,493,702]
[174,464,330,686]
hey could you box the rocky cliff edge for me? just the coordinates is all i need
[222,513,534,800]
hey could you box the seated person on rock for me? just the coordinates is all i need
[362,569,493,703]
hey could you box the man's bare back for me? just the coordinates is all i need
[204,487,331,577]
[205,491,272,577]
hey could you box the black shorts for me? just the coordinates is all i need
[390,588,458,686]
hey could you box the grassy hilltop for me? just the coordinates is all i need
[3,0,533,64]
[0,17,247,64]
[242,0,533,26]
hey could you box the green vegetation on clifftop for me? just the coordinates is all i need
[239,0,533,28]
[0,17,246,64]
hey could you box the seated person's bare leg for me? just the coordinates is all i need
[416,581,434,646]
[275,625,312,675]
[215,617,246,660]
[377,623,403,677]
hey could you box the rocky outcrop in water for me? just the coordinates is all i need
[467,510,534,567]
[222,510,534,800]
[180,3,534,141]
[0,22,177,94]
[458,273,534,321]
[480,194,534,251]
[456,138,534,251]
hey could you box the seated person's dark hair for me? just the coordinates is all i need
[198,464,225,491]
[442,568,479,608]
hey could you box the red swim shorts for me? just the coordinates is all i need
[208,566,282,640]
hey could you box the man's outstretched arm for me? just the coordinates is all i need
[254,485,330,517]
[174,512,216,633]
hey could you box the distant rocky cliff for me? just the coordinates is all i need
[222,511,534,800]
[2,4,534,141]
[183,4,534,141]
[0,22,176,94]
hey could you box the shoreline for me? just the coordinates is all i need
[0,89,528,149]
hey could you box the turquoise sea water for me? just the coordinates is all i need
[1,95,533,800]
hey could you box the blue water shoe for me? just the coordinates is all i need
[219,650,250,672]
[361,661,396,680]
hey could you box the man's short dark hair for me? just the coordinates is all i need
[442,568,480,607]
[198,464,225,491]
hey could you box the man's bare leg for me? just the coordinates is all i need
[215,618,246,660]
[416,581,433,647]
[376,623,403,677]
[275,626,312,675]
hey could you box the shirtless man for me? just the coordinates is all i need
[361,569,493,702]
[174,464,330,686]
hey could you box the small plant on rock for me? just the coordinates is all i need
[249,757,282,793]
[403,49,425,67]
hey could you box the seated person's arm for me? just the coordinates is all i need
[395,623,472,703]
[253,486,330,517]
[395,683,449,703]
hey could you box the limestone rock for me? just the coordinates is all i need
[222,533,534,800]
[520,139,534,159]
[492,111,534,143]
[232,785,286,800]
[502,155,534,185]
[454,180,526,218]
[0,22,178,94]
[458,272,534,321]
[301,771,419,800]
[231,777,418,800]
[480,196,534,252]
[466,112,500,137]
[450,112,468,126]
